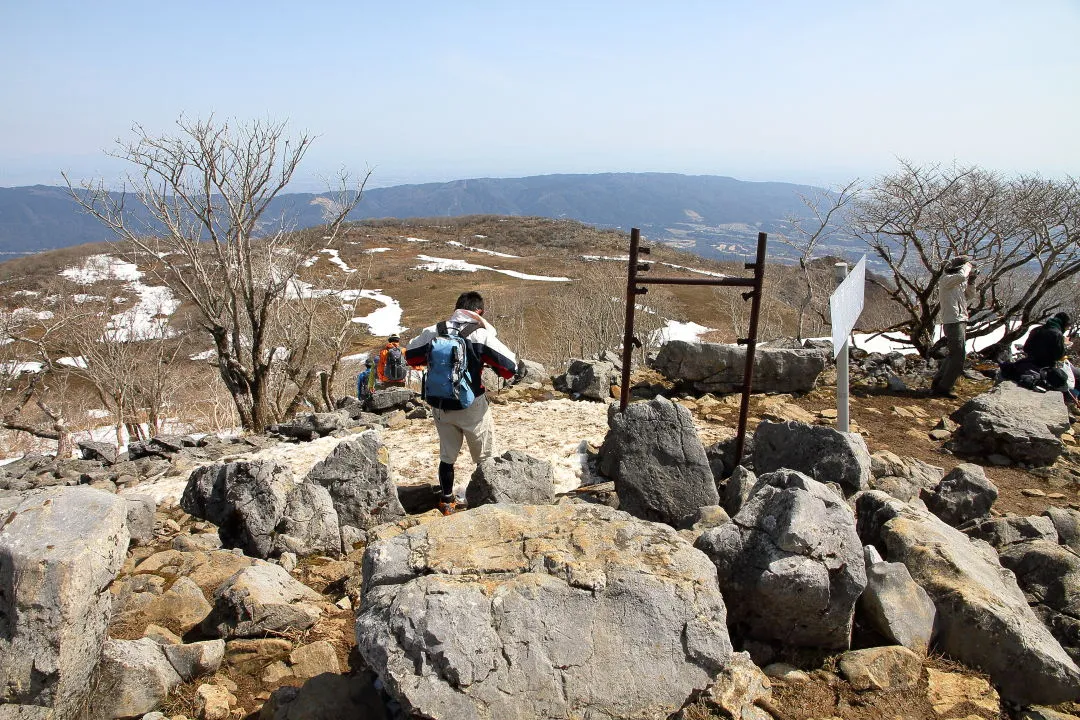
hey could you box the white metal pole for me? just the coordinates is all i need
[835,262,850,432]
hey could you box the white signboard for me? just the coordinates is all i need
[830,256,867,359]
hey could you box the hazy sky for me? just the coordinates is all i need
[2,1,1077,191]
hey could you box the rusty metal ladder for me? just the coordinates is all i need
[618,228,769,465]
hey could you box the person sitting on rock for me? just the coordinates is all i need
[1000,312,1073,392]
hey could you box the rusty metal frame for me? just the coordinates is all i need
[619,228,769,465]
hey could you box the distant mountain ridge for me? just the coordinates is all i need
[0,173,850,261]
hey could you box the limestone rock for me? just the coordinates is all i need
[288,640,341,679]
[0,487,129,715]
[1045,507,1080,555]
[357,504,732,720]
[857,547,937,655]
[838,645,923,692]
[194,683,236,720]
[752,420,871,496]
[999,540,1080,663]
[696,470,866,650]
[599,396,718,527]
[203,564,323,638]
[465,449,556,507]
[868,450,943,503]
[123,494,157,546]
[949,381,1069,466]
[258,672,387,720]
[181,460,295,558]
[163,639,226,682]
[653,340,828,394]
[921,463,998,527]
[965,515,1059,550]
[90,638,182,719]
[304,433,405,531]
[553,358,617,401]
[855,490,1080,704]
[274,483,342,557]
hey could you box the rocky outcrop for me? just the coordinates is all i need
[857,546,937,654]
[998,540,1080,664]
[696,470,866,650]
[599,396,718,526]
[0,487,129,716]
[275,483,342,557]
[553,358,617,401]
[357,504,732,720]
[1045,507,1080,555]
[855,490,1080,704]
[464,449,555,507]
[964,515,1059,550]
[868,451,943,504]
[181,460,295,558]
[653,340,828,394]
[920,463,998,527]
[203,564,323,639]
[304,433,405,531]
[949,381,1070,466]
[89,638,183,719]
[752,421,871,496]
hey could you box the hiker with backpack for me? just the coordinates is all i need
[356,358,376,401]
[376,334,409,388]
[405,291,522,516]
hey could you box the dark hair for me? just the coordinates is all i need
[364,358,374,368]
[388,334,400,343]
[1054,312,1072,330]
[455,291,485,312]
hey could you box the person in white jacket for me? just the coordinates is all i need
[931,255,977,397]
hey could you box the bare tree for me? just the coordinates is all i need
[0,310,75,457]
[777,180,859,340]
[851,161,1080,357]
[67,117,370,431]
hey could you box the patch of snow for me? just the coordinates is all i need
[406,237,430,243]
[350,289,405,335]
[73,294,105,304]
[11,308,54,321]
[364,247,392,253]
[1,361,44,375]
[582,255,630,262]
[415,255,570,282]
[342,352,372,363]
[446,240,520,258]
[57,356,88,369]
[61,254,142,284]
[652,320,714,344]
[103,284,180,342]
[189,349,216,361]
[86,408,111,419]
[12,290,40,297]
[473,234,487,239]
[319,248,356,273]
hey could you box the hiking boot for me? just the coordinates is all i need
[438,499,457,516]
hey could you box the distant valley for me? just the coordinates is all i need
[0,173,860,263]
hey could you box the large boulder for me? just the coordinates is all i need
[274,483,342,557]
[356,504,732,720]
[202,564,323,639]
[553,358,617,401]
[1045,507,1080,555]
[998,540,1080,664]
[949,381,1070,466]
[652,340,828,394]
[272,410,356,442]
[857,546,937,655]
[181,460,295,558]
[89,638,182,719]
[304,433,405,530]
[0,487,129,716]
[868,451,943,504]
[964,515,1059,550]
[920,463,998,527]
[855,490,1080,704]
[695,470,866,650]
[465,449,556,507]
[599,396,718,526]
[752,421,871,496]
[366,387,416,413]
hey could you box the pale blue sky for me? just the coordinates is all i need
[2,1,1077,191]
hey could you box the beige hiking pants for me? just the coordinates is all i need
[433,392,496,465]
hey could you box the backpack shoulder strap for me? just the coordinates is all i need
[458,321,480,339]
[436,321,448,336]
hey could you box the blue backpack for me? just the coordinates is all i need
[423,321,478,408]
